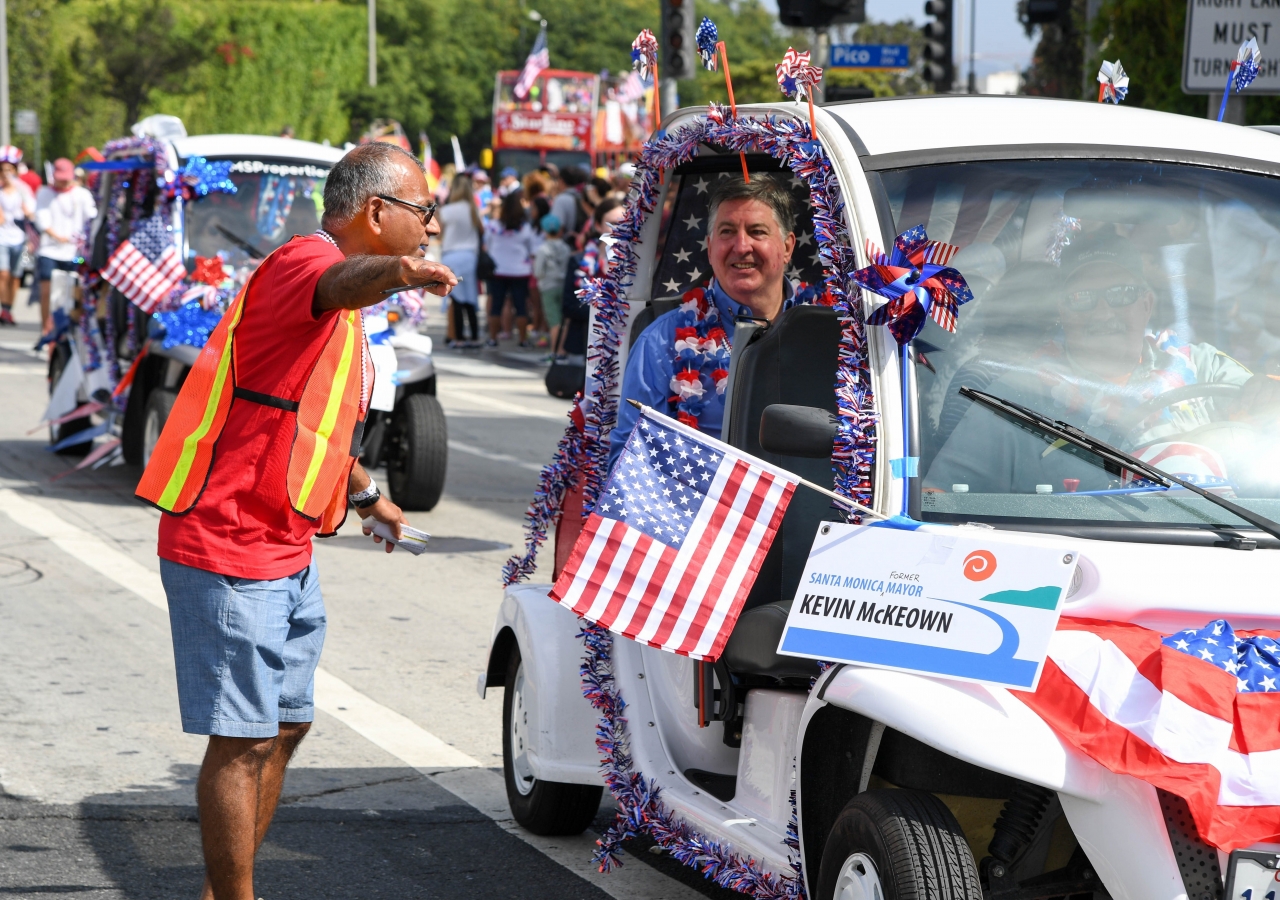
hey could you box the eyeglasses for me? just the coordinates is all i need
[1062,284,1145,312]
[376,194,437,228]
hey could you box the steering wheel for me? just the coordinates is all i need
[1118,382,1242,434]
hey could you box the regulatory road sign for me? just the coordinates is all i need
[14,110,37,135]
[830,44,910,69]
[1183,0,1280,94]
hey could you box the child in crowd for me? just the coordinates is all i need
[533,213,572,359]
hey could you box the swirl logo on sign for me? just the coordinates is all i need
[963,550,997,582]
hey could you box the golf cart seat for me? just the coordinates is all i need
[718,303,843,681]
[629,296,683,348]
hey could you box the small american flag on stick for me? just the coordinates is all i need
[100,212,186,313]
[553,404,818,661]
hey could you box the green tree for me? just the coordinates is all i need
[89,0,204,128]
[1017,0,1086,99]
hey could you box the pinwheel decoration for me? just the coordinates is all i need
[696,17,719,71]
[853,225,974,346]
[632,29,658,82]
[775,47,822,100]
[1097,59,1129,104]
[1219,38,1262,121]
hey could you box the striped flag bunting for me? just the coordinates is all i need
[552,407,798,661]
[1020,617,1280,850]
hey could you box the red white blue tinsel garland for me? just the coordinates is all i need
[580,621,807,898]
[502,106,882,898]
[502,104,878,585]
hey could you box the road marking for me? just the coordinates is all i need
[0,363,44,375]
[0,487,707,899]
[0,488,478,769]
[433,356,539,379]
[448,439,544,473]
[438,387,570,421]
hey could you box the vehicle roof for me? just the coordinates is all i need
[822,95,1280,169]
[170,134,346,164]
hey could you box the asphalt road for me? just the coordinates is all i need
[0,294,743,899]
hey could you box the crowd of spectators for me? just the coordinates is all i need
[434,159,632,360]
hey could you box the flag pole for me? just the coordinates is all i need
[716,41,750,183]
[627,400,886,520]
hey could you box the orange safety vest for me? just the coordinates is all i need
[136,250,372,537]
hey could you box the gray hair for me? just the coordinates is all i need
[322,143,425,228]
[707,173,796,236]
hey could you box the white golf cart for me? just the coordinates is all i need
[482,95,1280,900]
[71,128,446,509]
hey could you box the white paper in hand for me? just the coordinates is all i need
[360,518,431,555]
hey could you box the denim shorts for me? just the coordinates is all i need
[37,256,77,282]
[160,558,327,738]
[0,242,21,273]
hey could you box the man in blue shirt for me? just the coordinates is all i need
[609,174,799,470]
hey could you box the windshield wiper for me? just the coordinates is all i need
[214,224,265,259]
[959,386,1280,543]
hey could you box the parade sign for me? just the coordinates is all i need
[1183,0,1280,94]
[829,44,910,69]
[492,69,599,153]
[777,525,1079,689]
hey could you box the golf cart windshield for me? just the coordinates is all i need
[880,159,1280,532]
[184,161,328,266]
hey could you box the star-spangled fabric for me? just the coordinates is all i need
[100,211,186,314]
[552,408,797,661]
[1021,617,1280,851]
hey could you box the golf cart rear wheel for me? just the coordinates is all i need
[502,646,602,835]
[142,389,177,468]
[386,393,447,511]
[815,789,981,900]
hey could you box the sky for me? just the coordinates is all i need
[761,0,1039,84]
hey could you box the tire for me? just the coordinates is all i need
[815,789,981,900]
[141,389,177,469]
[502,645,602,835]
[385,393,447,511]
[121,356,161,465]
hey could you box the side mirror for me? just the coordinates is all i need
[759,404,838,458]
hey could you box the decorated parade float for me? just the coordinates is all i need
[44,117,447,509]
[483,30,1280,900]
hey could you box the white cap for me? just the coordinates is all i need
[951,484,970,493]
[1036,484,1053,494]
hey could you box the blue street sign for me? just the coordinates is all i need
[830,44,911,69]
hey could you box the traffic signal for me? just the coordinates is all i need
[777,0,865,29]
[660,0,697,80]
[921,0,954,91]
[1024,0,1066,23]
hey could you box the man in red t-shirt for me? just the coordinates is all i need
[154,142,457,900]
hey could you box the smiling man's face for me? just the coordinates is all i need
[707,197,795,320]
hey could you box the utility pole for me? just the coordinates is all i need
[813,29,829,104]
[1,0,9,146]
[368,0,377,87]
[967,0,976,93]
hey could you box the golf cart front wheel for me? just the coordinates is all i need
[502,646,602,835]
[386,393,447,511]
[815,789,981,900]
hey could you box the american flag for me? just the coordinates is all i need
[1021,617,1280,850]
[100,212,186,313]
[514,24,549,100]
[552,407,797,661]
[615,71,646,103]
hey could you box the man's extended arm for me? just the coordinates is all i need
[349,461,408,553]
[313,254,457,315]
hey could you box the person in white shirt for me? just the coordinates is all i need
[437,173,482,347]
[0,146,34,326]
[483,191,539,347]
[35,157,97,334]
